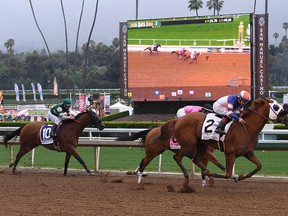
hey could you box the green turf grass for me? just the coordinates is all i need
[1,146,287,177]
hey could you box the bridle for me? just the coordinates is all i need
[247,98,283,122]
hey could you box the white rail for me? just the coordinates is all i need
[0,127,287,173]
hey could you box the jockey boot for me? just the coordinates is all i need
[50,123,57,138]
[215,116,230,135]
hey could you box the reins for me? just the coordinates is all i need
[73,119,87,126]
[247,107,270,122]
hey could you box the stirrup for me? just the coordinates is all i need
[215,128,226,135]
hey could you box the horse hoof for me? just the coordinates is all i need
[126,171,136,175]
[233,176,239,182]
[9,163,14,168]
[201,179,207,188]
[90,172,95,176]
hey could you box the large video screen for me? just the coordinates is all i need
[126,14,252,102]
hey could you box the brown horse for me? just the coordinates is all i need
[117,118,225,186]
[160,98,287,190]
[144,44,161,54]
[171,49,187,59]
[182,51,202,63]
[3,109,105,176]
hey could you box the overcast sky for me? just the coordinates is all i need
[0,0,287,52]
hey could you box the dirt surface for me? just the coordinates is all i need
[1,167,288,216]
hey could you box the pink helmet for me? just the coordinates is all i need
[239,90,251,101]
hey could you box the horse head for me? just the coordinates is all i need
[75,110,105,130]
[250,98,285,123]
[89,109,105,130]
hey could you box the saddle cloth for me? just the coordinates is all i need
[201,113,233,142]
[40,125,53,145]
[169,137,181,149]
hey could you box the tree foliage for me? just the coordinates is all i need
[0,39,120,91]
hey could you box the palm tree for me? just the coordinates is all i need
[283,22,288,39]
[4,38,15,55]
[29,0,58,96]
[136,0,139,20]
[60,0,70,96]
[188,0,203,17]
[74,0,85,96]
[273,32,279,46]
[206,0,224,15]
[82,0,100,92]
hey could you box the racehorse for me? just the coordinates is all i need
[116,118,225,186]
[171,49,187,59]
[144,44,161,54]
[159,98,287,191]
[183,51,202,63]
[3,109,105,176]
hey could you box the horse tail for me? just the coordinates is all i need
[116,129,152,147]
[3,126,24,148]
[160,118,177,140]
[171,51,176,54]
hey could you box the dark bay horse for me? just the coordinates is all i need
[171,49,187,59]
[144,44,161,54]
[159,98,287,191]
[117,118,225,186]
[3,109,105,176]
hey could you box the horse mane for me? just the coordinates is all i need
[62,111,89,124]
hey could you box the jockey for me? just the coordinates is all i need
[213,90,251,135]
[176,104,213,118]
[178,47,186,55]
[151,43,157,50]
[47,98,72,138]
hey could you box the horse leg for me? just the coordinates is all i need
[69,148,92,175]
[11,145,32,173]
[63,153,72,176]
[237,151,262,181]
[204,149,226,171]
[126,159,142,175]
[208,153,236,180]
[173,149,190,188]
[137,150,165,184]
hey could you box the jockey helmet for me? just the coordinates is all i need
[203,104,213,112]
[239,90,251,101]
[63,98,72,107]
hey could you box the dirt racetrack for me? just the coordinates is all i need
[0,168,287,216]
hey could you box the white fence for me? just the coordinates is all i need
[0,127,287,173]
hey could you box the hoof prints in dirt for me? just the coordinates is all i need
[167,184,196,193]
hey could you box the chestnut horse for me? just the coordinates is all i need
[117,118,225,186]
[183,51,202,63]
[3,109,105,176]
[144,44,161,54]
[159,98,286,191]
[171,49,187,59]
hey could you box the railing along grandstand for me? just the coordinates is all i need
[0,127,287,174]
